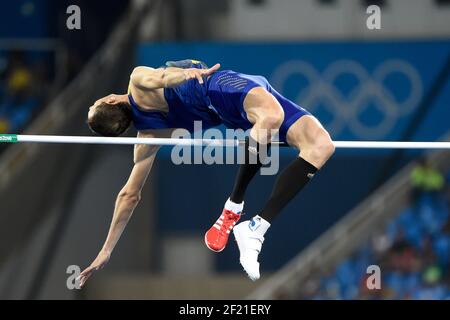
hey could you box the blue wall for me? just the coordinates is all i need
[138,41,450,271]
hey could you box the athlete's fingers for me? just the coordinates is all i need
[79,274,91,288]
[77,274,86,287]
[205,63,221,75]
[78,275,85,287]
[78,267,95,287]
[195,72,204,84]
[79,265,94,278]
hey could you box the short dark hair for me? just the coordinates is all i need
[87,102,132,137]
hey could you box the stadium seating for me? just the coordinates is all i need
[303,172,450,299]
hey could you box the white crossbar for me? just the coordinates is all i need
[1,135,450,149]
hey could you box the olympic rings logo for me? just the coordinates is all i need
[271,59,423,139]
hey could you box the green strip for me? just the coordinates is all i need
[0,134,18,143]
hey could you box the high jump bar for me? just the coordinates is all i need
[1,134,450,149]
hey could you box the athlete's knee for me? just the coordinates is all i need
[310,130,335,161]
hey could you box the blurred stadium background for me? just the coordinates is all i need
[0,0,450,299]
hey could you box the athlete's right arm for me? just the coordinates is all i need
[130,63,220,90]
[78,131,161,287]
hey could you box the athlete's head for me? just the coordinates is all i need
[87,94,132,137]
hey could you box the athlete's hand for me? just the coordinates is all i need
[77,250,111,288]
[184,63,221,84]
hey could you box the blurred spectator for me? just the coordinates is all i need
[0,1,131,138]
[301,164,450,300]
[410,157,445,197]
[5,51,33,98]
[0,50,46,135]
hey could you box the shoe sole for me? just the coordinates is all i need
[233,227,244,254]
[204,232,225,253]
[233,227,248,275]
[233,226,260,281]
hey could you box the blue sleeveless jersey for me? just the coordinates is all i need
[129,62,310,142]
[129,78,222,132]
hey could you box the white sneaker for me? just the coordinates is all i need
[233,215,270,281]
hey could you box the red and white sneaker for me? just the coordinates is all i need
[205,209,241,252]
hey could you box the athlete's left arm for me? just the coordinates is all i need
[130,63,220,90]
[77,130,168,288]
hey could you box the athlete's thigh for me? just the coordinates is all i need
[243,87,284,125]
[286,115,330,149]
